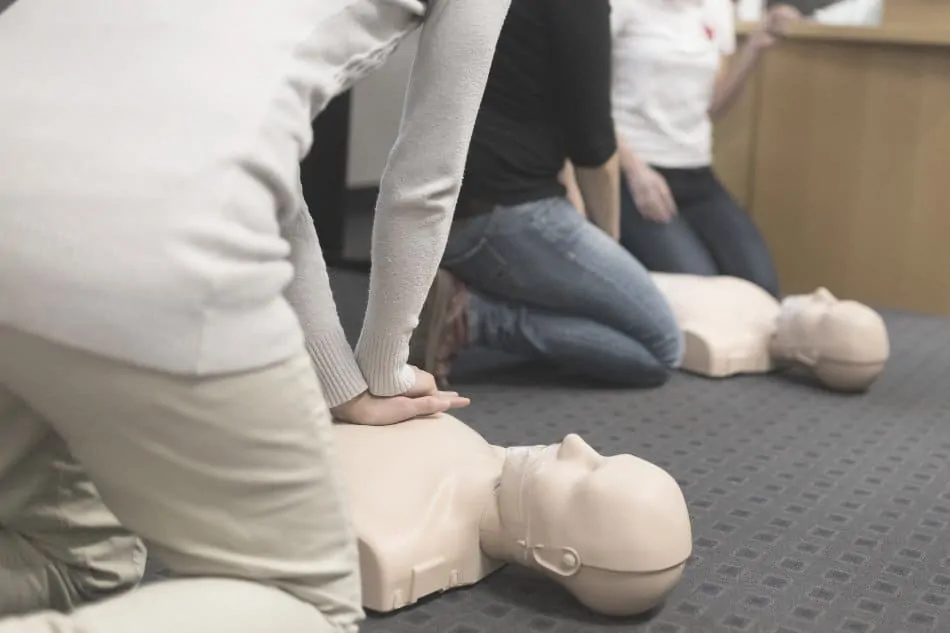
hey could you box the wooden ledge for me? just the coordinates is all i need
[737,21,950,47]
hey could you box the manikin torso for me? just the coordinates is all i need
[651,273,781,376]
[650,273,890,391]
[334,418,692,616]
[334,417,504,611]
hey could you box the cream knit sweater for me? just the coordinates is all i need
[0,0,509,407]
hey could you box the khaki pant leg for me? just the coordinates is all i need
[0,386,144,616]
[0,577,340,633]
[0,326,363,633]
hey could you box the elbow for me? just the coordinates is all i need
[566,120,617,169]
[707,99,726,122]
[568,140,618,170]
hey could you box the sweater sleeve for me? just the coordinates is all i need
[281,202,369,408]
[354,0,511,396]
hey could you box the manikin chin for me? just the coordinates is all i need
[334,420,692,617]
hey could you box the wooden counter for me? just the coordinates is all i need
[714,17,950,315]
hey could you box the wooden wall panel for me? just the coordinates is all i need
[712,64,760,209]
[750,40,950,314]
[886,0,950,29]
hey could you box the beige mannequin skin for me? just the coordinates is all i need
[650,273,890,392]
[334,417,692,616]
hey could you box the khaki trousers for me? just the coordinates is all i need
[0,326,363,633]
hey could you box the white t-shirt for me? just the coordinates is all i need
[611,0,737,168]
[813,0,883,26]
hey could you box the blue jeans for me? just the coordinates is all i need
[443,197,684,386]
[620,167,781,297]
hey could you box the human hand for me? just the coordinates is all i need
[402,366,442,398]
[331,367,470,426]
[753,4,802,48]
[627,163,677,224]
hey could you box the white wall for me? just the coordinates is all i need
[345,31,418,188]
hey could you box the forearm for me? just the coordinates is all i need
[277,0,429,408]
[281,208,368,408]
[355,0,510,395]
[574,152,621,240]
[709,34,770,120]
[560,161,586,216]
[615,130,646,174]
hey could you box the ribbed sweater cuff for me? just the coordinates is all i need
[306,329,368,409]
[354,334,415,397]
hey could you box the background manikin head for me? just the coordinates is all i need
[494,434,692,616]
[772,287,890,392]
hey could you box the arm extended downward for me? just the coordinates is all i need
[280,0,509,408]
[354,0,511,396]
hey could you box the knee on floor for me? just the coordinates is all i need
[601,355,674,389]
[70,535,147,605]
[748,272,781,299]
[637,364,674,388]
[41,532,146,611]
[648,323,686,371]
[0,528,145,614]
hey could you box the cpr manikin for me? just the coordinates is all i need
[650,273,890,392]
[334,417,692,616]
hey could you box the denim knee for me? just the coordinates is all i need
[634,362,674,388]
[665,326,686,369]
[638,315,685,370]
[755,272,782,299]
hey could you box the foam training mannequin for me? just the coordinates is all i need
[650,273,890,392]
[333,416,692,616]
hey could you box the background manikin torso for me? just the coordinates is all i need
[650,272,781,376]
[650,273,889,391]
[333,419,504,611]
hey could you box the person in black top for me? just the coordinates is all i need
[409,0,684,387]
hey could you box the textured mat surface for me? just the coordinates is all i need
[147,271,950,633]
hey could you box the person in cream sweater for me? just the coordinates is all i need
[0,0,509,632]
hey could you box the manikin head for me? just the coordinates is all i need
[771,287,890,392]
[489,434,692,616]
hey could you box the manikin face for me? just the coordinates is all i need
[783,287,838,313]
[498,435,691,576]
[774,288,839,363]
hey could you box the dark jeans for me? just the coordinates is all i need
[620,166,781,297]
[443,197,684,387]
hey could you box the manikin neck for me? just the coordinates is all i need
[770,298,823,367]
[478,497,516,562]
[478,445,549,566]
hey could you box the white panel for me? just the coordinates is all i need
[346,31,419,187]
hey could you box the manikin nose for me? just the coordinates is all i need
[557,434,603,468]
[814,287,837,303]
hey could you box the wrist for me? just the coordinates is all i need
[329,390,367,416]
[748,27,775,52]
[303,331,368,409]
[621,153,642,175]
[354,333,415,396]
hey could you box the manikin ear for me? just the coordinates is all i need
[531,546,583,577]
[792,347,820,366]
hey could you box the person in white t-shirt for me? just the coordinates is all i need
[813,0,883,26]
[610,0,800,297]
